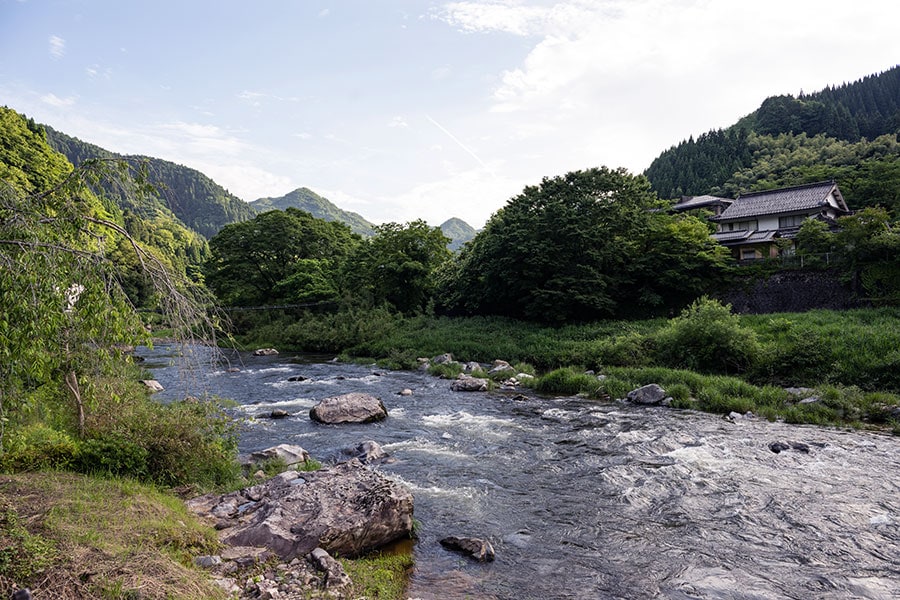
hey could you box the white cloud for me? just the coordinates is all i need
[41,93,75,107]
[388,116,409,128]
[48,35,65,59]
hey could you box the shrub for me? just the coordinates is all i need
[0,424,79,472]
[75,435,149,479]
[654,297,760,374]
[535,368,602,397]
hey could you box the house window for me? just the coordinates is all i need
[740,248,760,260]
[730,220,757,231]
[779,215,807,228]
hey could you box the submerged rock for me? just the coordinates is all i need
[309,392,388,424]
[187,460,414,560]
[769,441,811,454]
[440,536,495,562]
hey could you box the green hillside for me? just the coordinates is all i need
[439,217,477,251]
[249,187,375,236]
[644,65,900,209]
[45,128,254,238]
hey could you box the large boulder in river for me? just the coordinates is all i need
[309,393,387,424]
[253,348,279,356]
[451,374,489,392]
[249,443,310,468]
[626,383,667,405]
[186,460,414,559]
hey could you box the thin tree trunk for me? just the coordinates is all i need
[65,370,85,437]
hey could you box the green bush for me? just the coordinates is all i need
[75,435,150,479]
[535,368,602,397]
[654,297,760,374]
[0,424,79,472]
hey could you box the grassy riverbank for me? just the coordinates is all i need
[0,471,414,599]
[236,302,900,433]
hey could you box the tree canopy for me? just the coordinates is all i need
[204,207,359,307]
[436,167,729,323]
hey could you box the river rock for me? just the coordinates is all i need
[489,360,515,375]
[451,374,489,392]
[432,353,455,365]
[626,383,667,405]
[287,375,308,382]
[399,388,413,396]
[249,444,310,468]
[440,536,495,562]
[463,361,482,373]
[187,460,414,559]
[309,547,353,592]
[140,379,164,392]
[348,440,388,463]
[309,393,388,424]
[769,441,811,454]
[268,409,290,419]
[253,348,279,356]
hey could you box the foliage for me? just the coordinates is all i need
[46,126,254,238]
[645,66,900,200]
[534,368,603,397]
[342,220,451,314]
[654,297,760,374]
[437,167,729,322]
[205,207,359,307]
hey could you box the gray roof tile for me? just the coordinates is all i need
[712,181,844,221]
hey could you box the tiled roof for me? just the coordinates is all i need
[711,229,778,246]
[712,181,845,221]
[672,195,733,211]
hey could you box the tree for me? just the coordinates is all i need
[0,162,215,444]
[204,208,359,306]
[343,220,451,314]
[437,167,729,322]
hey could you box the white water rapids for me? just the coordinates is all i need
[143,345,900,599]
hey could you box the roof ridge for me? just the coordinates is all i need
[738,180,835,199]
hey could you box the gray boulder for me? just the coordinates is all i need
[253,348,279,356]
[431,353,455,365]
[626,383,667,405]
[440,536,495,562]
[451,374,489,392]
[187,460,414,560]
[140,379,164,392]
[309,392,387,424]
[488,360,515,375]
[249,443,310,468]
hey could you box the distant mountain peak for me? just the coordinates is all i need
[439,217,477,251]
[249,188,375,236]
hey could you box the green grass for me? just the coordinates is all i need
[341,544,414,599]
[236,306,900,431]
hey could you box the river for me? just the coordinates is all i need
[140,344,900,600]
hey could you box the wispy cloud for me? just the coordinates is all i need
[41,93,75,107]
[388,116,409,128]
[49,35,65,59]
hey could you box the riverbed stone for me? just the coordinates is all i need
[432,353,455,365]
[626,383,667,405]
[451,374,489,392]
[488,360,515,375]
[140,379,164,392]
[253,348,279,356]
[440,536,495,562]
[309,393,388,424]
[249,444,311,468]
[187,460,414,560]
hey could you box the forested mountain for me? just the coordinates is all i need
[249,188,375,236]
[645,65,900,204]
[439,217,477,251]
[45,127,254,238]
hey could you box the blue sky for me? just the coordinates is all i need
[2,0,899,228]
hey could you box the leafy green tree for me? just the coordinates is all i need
[204,207,359,306]
[437,167,729,322]
[342,220,451,314]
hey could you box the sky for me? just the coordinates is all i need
[2,1,899,229]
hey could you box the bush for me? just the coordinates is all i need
[654,297,760,374]
[0,424,79,472]
[75,435,150,479]
[535,368,602,397]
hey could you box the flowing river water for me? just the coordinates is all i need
[140,344,900,600]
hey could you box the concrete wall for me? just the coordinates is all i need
[714,269,867,314]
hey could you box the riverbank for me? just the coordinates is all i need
[233,302,900,433]
[0,471,413,599]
